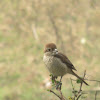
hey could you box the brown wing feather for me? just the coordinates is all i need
[54,52,77,71]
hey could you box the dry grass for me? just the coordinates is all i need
[0,0,100,100]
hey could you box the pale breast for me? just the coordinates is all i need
[43,55,70,76]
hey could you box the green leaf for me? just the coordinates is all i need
[47,89,50,91]
[49,74,52,77]
[52,79,55,83]
[76,79,82,83]
[56,81,60,83]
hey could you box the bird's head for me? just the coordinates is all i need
[44,43,58,56]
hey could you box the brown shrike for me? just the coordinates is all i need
[43,43,88,86]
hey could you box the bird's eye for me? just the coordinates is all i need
[48,48,51,51]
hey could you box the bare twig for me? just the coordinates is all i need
[55,79,66,100]
[46,6,65,52]
[58,89,66,100]
[32,24,39,41]
[95,91,98,100]
[76,70,86,100]
[71,78,100,83]
[47,8,60,43]
[70,70,87,100]
[70,78,76,100]
[79,70,86,92]
[70,78,75,92]
[49,90,61,99]
[48,71,100,100]
[85,79,100,83]
[49,75,67,100]
[76,93,82,100]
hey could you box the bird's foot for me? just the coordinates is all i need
[51,76,57,81]
[56,81,62,90]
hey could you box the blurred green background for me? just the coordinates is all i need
[0,0,100,100]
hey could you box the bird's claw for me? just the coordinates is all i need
[56,82,62,90]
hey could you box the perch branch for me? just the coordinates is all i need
[49,90,61,99]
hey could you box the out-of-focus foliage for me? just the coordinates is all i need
[0,0,100,100]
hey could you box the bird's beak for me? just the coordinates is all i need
[53,49,58,53]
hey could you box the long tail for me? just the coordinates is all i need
[72,71,89,86]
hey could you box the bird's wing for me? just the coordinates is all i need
[54,52,77,71]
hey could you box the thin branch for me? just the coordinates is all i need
[58,89,66,100]
[48,70,100,100]
[76,70,86,100]
[79,70,86,92]
[49,90,61,99]
[31,24,39,41]
[47,8,60,42]
[85,79,100,83]
[76,93,82,100]
[46,6,65,52]
[70,78,76,100]
[71,78,100,83]
[55,79,66,100]
[50,76,67,100]
[70,78,75,91]
[95,91,98,100]
[59,89,63,99]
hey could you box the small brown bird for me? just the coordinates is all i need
[43,43,88,86]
